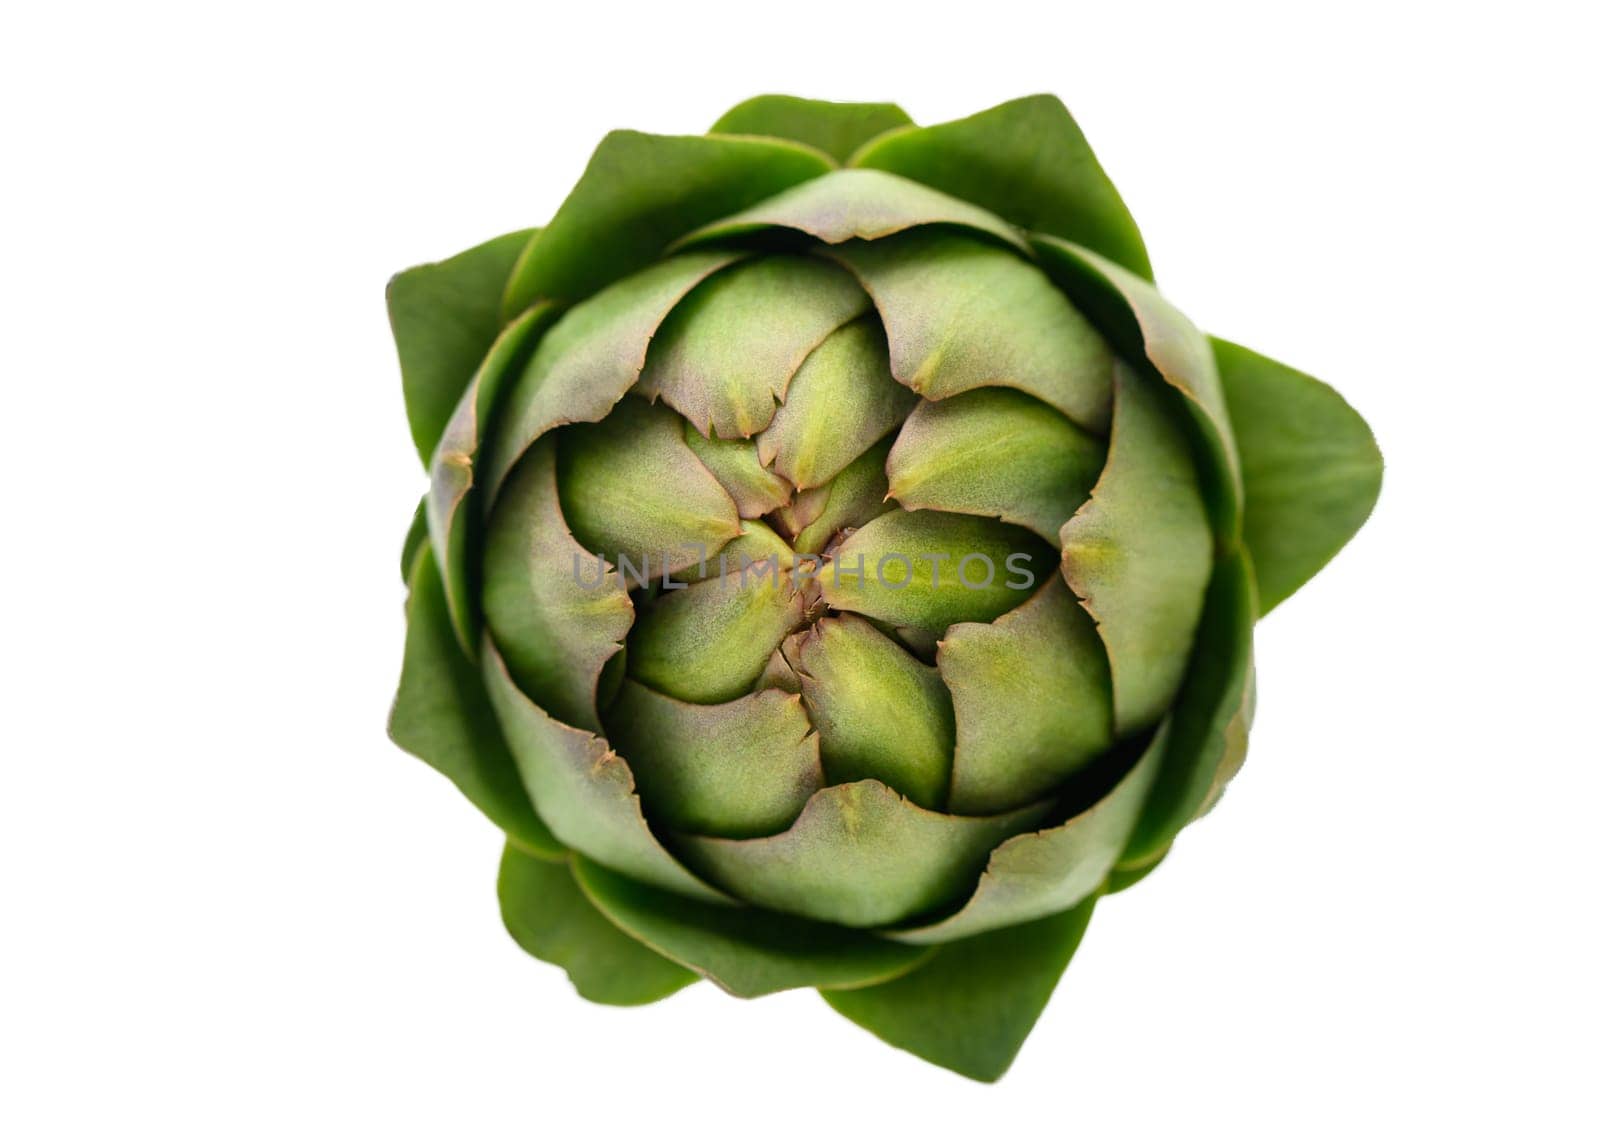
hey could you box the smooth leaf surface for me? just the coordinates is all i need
[824,897,1097,1082]
[482,439,634,733]
[499,846,697,1005]
[1032,235,1242,536]
[894,725,1162,942]
[389,228,534,464]
[482,640,729,902]
[676,780,1050,928]
[487,250,741,500]
[502,131,831,316]
[1212,337,1382,614]
[710,95,913,164]
[1120,549,1257,867]
[635,255,868,438]
[604,682,822,838]
[573,857,929,998]
[429,302,562,651]
[390,548,562,858]
[831,230,1115,434]
[1061,364,1213,736]
[676,167,1026,252]
[852,94,1150,278]
[785,614,954,809]
[940,576,1115,815]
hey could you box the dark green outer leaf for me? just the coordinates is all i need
[499,845,697,1005]
[388,228,535,465]
[400,496,428,582]
[711,95,913,164]
[501,131,832,317]
[1211,337,1382,615]
[1120,549,1257,868]
[823,897,1098,1082]
[571,857,930,999]
[851,94,1151,279]
[389,547,562,858]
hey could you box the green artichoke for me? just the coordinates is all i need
[387,93,1381,1081]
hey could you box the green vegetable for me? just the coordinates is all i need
[386,94,1381,1081]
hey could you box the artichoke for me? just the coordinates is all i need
[387,94,1381,1081]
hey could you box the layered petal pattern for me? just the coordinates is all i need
[385,94,1382,1082]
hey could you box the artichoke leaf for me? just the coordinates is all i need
[823,896,1097,1083]
[674,167,1026,252]
[940,575,1115,815]
[482,639,731,903]
[710,95,913,164]
[784,614,954,810]
[819,508,1051,635]
[486,250,742,501]
[389,227,536,465]
[430,301,563,652]
[756,317,916,490]
[1211,337,1382,614]
[1032,234,1243,537]
[572,856,930,999]
[502,131,832,317]
[850,93,1150,279]
[390,547,562,859]
[886,386,1105,548]
[1120,549,1257,867]
[482,438,635,734]
[603,681,823,838]
[1061,363,1212,737]
[891,722,1163,943]
[499,845,698,1005]
[635,255,870,439]
[674,779,1051,928]
[628,567,807,705]
[555,397,743,578]
[829,230,1114,434]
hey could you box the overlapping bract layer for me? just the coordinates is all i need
[388,94,1383,1081]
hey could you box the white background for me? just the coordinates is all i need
[4,2,1596,1129]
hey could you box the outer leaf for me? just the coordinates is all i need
[1211,338,1382,614]
[481,640,730,902]
[486,250,741,500]
[1032,234,1243,537]
[429,302,562,652]
[400,496,428,582]
[893,724,1162,943]
[852,94,1150,279]
[388,228,534,464]
[711,95,913,164]
[1061,363,1213,736]
[389,547,562,858]
[501,131,831,317]
[674,780,1051,928]
[823,897,1098,1082]
[571,857,929,999]
[499,845,697,1005]
[675,167,1026,253]
[1120,549,1257,867]
[482,438,634,733]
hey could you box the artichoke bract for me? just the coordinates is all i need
[387,94,1381,1081]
